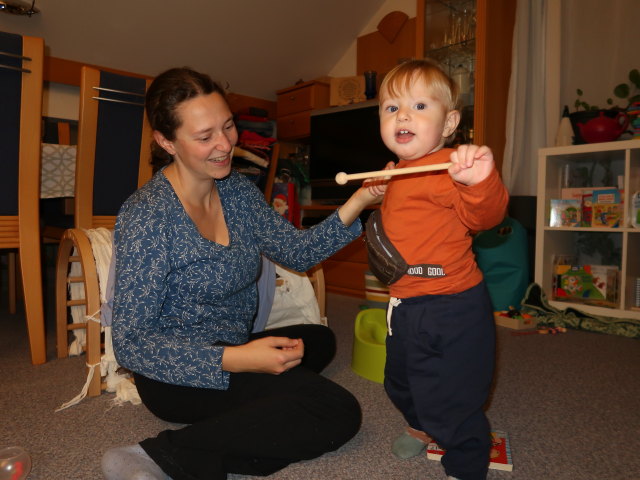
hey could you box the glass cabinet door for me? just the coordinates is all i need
[421,0,477,144]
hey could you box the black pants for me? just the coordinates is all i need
[134,324,361,480]
[384,282,495,480]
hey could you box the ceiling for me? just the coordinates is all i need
[0,0,388,100]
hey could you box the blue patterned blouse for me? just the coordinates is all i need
[112,170,361,389]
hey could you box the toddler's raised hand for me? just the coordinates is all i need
[448,144,494,186]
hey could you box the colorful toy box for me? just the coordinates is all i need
[494,310,538,330]
[553,264,619,307]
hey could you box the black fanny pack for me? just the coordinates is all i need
[365,209,446,286]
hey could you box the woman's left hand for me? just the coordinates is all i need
[221,336,304,374]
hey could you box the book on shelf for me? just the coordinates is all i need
[560,187,622,227]
[581,192,593,226]
[426,430,513,472]
[591,203,622,227]
[561,186,615,202]
[553,264,620,307]
[549,199,581,227]
[592,188,621,205]
[591,188,622,228]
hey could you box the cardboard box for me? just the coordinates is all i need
[494,312,538,330]
[329,76,366,106]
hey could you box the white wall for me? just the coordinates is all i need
[42,0,635,121]
[329,0,416,77]
[43,83,79,120]
[559,0,638,114]
[39,0,413,118]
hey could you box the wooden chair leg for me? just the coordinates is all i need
[308,264,326,319]
[56,229,103,396]
[19,243,46,365]
[86,317,102,397]
[8,251,17,314]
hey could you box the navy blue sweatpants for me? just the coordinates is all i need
[384,281,495,480]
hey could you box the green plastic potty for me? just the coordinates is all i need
[351,308,387,384]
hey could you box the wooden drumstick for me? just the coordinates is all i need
[335,162,452,185]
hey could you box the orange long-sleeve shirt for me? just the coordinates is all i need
[380,148,509,298]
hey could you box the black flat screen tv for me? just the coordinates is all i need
[309,101,396,203]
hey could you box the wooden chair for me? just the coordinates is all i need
[1,118,77,330]
[307,263,326,319]
[40,117,77,243]
[0,31,46,365]
[55,66,153,397]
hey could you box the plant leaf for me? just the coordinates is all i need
[629,68,640,88]
[614,84,629,99]
[577,88,583,96]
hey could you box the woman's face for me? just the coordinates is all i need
[162,92,238,180]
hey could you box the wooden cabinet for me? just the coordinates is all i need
[276,81,330,140]
[301,204,375,298]
[535,140,640,320]
[416,0,516,172]
[323,234,370,297]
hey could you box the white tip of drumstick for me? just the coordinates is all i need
[335,172,348,185]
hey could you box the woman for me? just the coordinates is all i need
[101,68,383,480]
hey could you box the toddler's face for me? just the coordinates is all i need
[379,79,457,161]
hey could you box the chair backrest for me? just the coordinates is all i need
[74,66,153,230]
[0,31,46,365]
[0,31,44,247]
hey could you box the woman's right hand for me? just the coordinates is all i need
[221,336,304,374]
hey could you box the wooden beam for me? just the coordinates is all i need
[44,56,152,86]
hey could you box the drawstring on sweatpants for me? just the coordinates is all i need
[386,297,401,336]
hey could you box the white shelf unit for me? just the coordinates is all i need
[535,139,640,320]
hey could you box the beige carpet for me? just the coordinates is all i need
[1,259,639,479]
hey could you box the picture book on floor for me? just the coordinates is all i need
[426,430,513,472]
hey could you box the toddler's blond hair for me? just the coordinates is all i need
[379,59,459,112]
